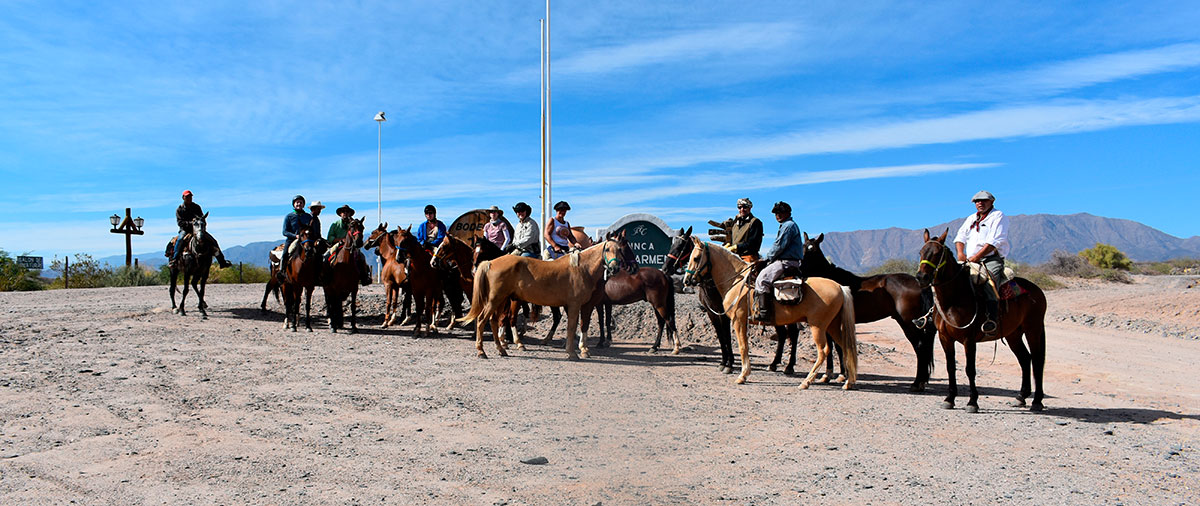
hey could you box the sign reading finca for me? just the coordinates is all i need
[599,213,674,269]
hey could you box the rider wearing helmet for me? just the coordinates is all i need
[952,190,1010,336]
[544,200,581,259]
[753,201,803,323]
[415,204,448,250]
[280,194,313,272]
[170,190,232,268]
[509,201,540,257]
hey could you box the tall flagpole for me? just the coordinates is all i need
[540,18,546,238]
[545,0,552,216]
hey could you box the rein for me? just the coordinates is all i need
[686,242,753,317]
[922,241,980,330]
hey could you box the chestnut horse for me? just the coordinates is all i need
[917,229,1048,412]
[393,226,444,337]
[431,234,476,331]
[682,237,858,388]
[364,223,408,328]
[323,217,365,333]
[590,267,680,354]
[281,226,321,332]
[801,232,937,391]
[470,237,533,347]
[169,213,214,318]
[458,233,637,360]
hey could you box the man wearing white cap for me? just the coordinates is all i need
[952,190,1009,336]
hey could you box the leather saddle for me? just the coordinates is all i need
[965,262,1023,301]
[165,234,193,258]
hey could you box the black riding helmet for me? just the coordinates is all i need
[513,201,532,214]
[771,201,791,214]
[424,204,436,214]
[293,195,305,205]
[553,201,570,212]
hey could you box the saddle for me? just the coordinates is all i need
[164,234,193,258]
[269,244,285,270]
[965,262,1023,301]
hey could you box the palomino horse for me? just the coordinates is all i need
[323,217,365,333]
[170,213,215,318]
[393,226,444,337]
[431,234,475,330]
[364,223,408,328]
[801,232,937,391]
[590,267,681,354]
[917,229,1048,412]
[662,227,795,374]
[471,237,535,348]
[682,237,858,388]
[458,233,637,360]
[281,226,321,332]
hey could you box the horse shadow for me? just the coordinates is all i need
[1041,406,1200,425]
[227,307,391,334]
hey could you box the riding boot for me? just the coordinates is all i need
[216,251,233,269]
[981,299,999,337]
[754,291,774,324]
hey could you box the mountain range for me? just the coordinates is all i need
[99,213,1200,275]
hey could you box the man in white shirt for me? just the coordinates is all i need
[952,190,1009,336]
[509,201,540,257]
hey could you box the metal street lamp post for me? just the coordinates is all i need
[374,111,386,282]
[109,207,145,267]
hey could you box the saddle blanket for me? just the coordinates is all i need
[999,279,1025,300]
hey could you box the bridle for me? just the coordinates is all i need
[919,240,963,287]
[601,240,637,278]
[683,242,753,316]
[920,240,979,330]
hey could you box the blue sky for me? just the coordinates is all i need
[3,1,1199,261]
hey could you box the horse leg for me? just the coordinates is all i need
[475,302,491,359]
[579,305,594,354]
[965,340,980,413]
[940,335,957,409]
[491,311,509,358]
[543,306,562,345]
[177,273,189,316]
[717,315,734,374]
[196,276,208,319]
[565,305,582,360]
[733,314,751,384]
[1004,329,1032,407]
[595,304,611,349]
[769,326,786,372]
[169,270,179,309]
[261,278,273,313]
[786,324,798,376]
[899,317,933,392]
[800,325,828,389]
[605,304,615,348]
[304,287,314,332]
[411,293,425,338]
[1027,317,1047,412]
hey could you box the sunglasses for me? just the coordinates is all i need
[737,205,749,209]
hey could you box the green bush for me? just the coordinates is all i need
[209,263,271,284]
[1042,250,1099,278]
[48,254,112,288]
[0,249,44,291]
[1097,268,1132,284]
[1133,257,1200,275]
[865,258,919,276]
[1079,243,1132,270]
[107,265,162,287]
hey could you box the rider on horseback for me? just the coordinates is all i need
[326,204,372,286]
[544,201,581,259]
[415,204,448,251]
[169,190,232,269]
[953,190,1010,336]
[726,197,763,262]
[483,205,512,252]
[753,201,803,323]
[279,194,312,279]
[510,201,540,258]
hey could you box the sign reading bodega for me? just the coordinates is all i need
[448,209,512,243]
[600,214,674,269]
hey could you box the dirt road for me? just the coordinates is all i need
[1,276,1196,504]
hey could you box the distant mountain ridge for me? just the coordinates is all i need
[818,213,1200,273]
[101,213,1200,274]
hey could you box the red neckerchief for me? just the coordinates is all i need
[970,209,990,231]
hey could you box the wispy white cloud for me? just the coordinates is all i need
[556,22,800,76]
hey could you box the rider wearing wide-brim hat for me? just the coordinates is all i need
[483,205,512,252]
[324,204,372,286]
[951,190,1010,336]
[509,201,540,258]
[169,190,232,268]
[544,200,581,259]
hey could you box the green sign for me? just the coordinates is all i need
[615,220,671,268]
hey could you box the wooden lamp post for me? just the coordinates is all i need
[109,208,145,267]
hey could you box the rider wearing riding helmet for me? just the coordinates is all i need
[170,190,232,268]
[415,204,448,250]
[280,194,313,271]
[510,201,540,257]
[482,205,512,251]
[952,190,1009,336]
[753,201,803,323]
[544,200,581,259]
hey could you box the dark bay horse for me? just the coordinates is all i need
[394,226,444,337]
[323,217,365,333]
[590,267,680,354]
[917,229,1048,412]
[663,227,795,374]
[364,223,408,328]
[801,232,937,391]
[432,235,475,331]
[169,213,215,318]
[281,226,321,332]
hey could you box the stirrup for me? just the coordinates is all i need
[912,316,928,330]
[981,319,998,336]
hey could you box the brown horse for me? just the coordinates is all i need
[683,237,858,388]
[169,213,214,318]
[590,267,680,354]
[323,217,365,333]
[281,226,321,332]
[431,234,475,331]
[393,226,443,337]
[364,223,408,328]
[801,232,937,391]
[458,233,637,360]
[917,229,1048,412]
[470,237,539,348]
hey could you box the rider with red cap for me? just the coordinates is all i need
[170,190,232,268]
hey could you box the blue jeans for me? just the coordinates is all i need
[172,230,187,262]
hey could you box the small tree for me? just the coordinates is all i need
[0,249,43,291]
[865,258,919,276]
[1079,243,1132,271]
[49,254,112,288]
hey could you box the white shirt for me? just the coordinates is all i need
[954,209,1010,258]
[512,217,540,251]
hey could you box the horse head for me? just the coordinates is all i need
[916,228,951,288]
[364,222,388,249]
[348,218,366,249]
[602,229,638,277]
[800,232,831,270]
[681,236,711,287]
[431,236,457,271]
[189,212,209,251]
[662,226,693,274]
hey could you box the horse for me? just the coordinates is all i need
[916,229,1048,412]
[281,226,322,332]
[682,237,858,388]
[801,232,937,391]
[323,217,366,333]
[431,234,476,331]
[591,267,681,354]
[470,237,533,347]
[662,227,796,374]
[169,213,215,318]
[393,226,444,337]
[364,223,408,328]
[458,232,637,360]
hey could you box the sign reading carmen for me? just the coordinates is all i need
[601,214,673,269]
[16,256,43,270]
[448,209,513,243]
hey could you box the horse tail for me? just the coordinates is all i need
[839,285,858,382]
[457,260,490,324]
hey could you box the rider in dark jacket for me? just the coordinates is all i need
[280,195,313,271]
[170,190,232,268]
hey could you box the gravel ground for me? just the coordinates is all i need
[0,276,1197,504]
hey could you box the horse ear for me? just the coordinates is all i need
[203,212,209,219]
[815,233,823,244]
[381,221,388,230]
[938,228,949,244]
[923,229,931,242]
[803,232,809,243]
[684,226,692,236]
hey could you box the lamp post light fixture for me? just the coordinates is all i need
[109,207,145,267]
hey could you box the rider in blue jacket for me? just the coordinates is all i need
[280,195,313,271]
[415,204,447,250]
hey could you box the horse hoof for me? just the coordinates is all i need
[784,368,795,376]
[499,349,509,357]
[671,349,681,355]
[1030,402,1044,412]
[580,351,590,359]
[842,383,854,391]
[735,376,747,385]
[966,405,979,414]
[816,374,828,383]
[331,328,338,334]
[799,381,811,389]
[836,375,846,383]
[568,353,580,361]
[478,352,488,359]
[940,401,954,410]
[722,366,734,375]
[1010,398,1027,408]
[768,364,778,372]
[517,345,527,351]
[909,382,927,392]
